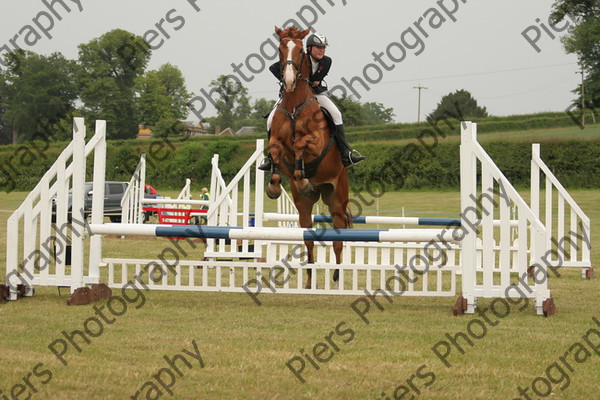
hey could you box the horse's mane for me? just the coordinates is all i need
[278,26,307,40]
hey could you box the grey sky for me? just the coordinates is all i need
[0,0,580,123]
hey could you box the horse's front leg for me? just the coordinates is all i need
[293,136,313,196]
[266,140,283,199]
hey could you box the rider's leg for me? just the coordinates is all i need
[258,107,277,171]
[333,123,365,167]
[315,94,365,167]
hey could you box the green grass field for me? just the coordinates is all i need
[1,187,599,400]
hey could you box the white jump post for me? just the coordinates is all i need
[531,143,592,278]
[203,139,265,259]
[4,118,106,300]
[70,119,86,291]
[460,121,551,316]
[88,120,106,282]
[121,153,146,224]
[177,178,192,200]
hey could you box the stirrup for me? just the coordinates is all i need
[258,157,272,171]
[345,150,365,167]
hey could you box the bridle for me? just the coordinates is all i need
[280,38,307,82]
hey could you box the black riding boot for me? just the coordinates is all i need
[334,124,365,167]
[258,130,273,171]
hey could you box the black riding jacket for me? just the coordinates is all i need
[269,55,332,95]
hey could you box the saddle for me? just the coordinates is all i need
[320,107,337,134]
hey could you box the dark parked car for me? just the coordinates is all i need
[52,181,159,223]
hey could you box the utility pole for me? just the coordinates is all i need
[577,64,585,128]
[413,85,428,123]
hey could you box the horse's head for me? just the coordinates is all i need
[275,26,311,92]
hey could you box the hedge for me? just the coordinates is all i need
[1,112,599,193]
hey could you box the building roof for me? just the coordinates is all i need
[236,126,256,135]
[218,128,236,135]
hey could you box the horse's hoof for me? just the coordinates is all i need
[333,281,339,290]
[266,188,281,199]
[298,180,313,196]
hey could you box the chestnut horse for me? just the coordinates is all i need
[266,26,351,288]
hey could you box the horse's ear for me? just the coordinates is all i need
[300,27,311,39]
[275,26,283,38]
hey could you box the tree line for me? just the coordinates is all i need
[0,29,191,144]
[0,28,396,145]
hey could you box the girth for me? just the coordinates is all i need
[281,133,335,180]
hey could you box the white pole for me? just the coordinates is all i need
[460,121,476,314]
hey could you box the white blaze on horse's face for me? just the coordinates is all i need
[283,40,297,92]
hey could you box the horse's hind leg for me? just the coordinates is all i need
[321,183,349,285]
[303,241,315,289]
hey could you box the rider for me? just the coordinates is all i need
[258,32,365,171]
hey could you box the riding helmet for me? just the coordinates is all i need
[306,33,329,47]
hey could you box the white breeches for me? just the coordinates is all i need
[266,93,343,131]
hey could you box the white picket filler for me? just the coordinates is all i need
[262,192,464,297]
[460,122,551,315]
[531,144,592,277]
[4,118,106,300]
